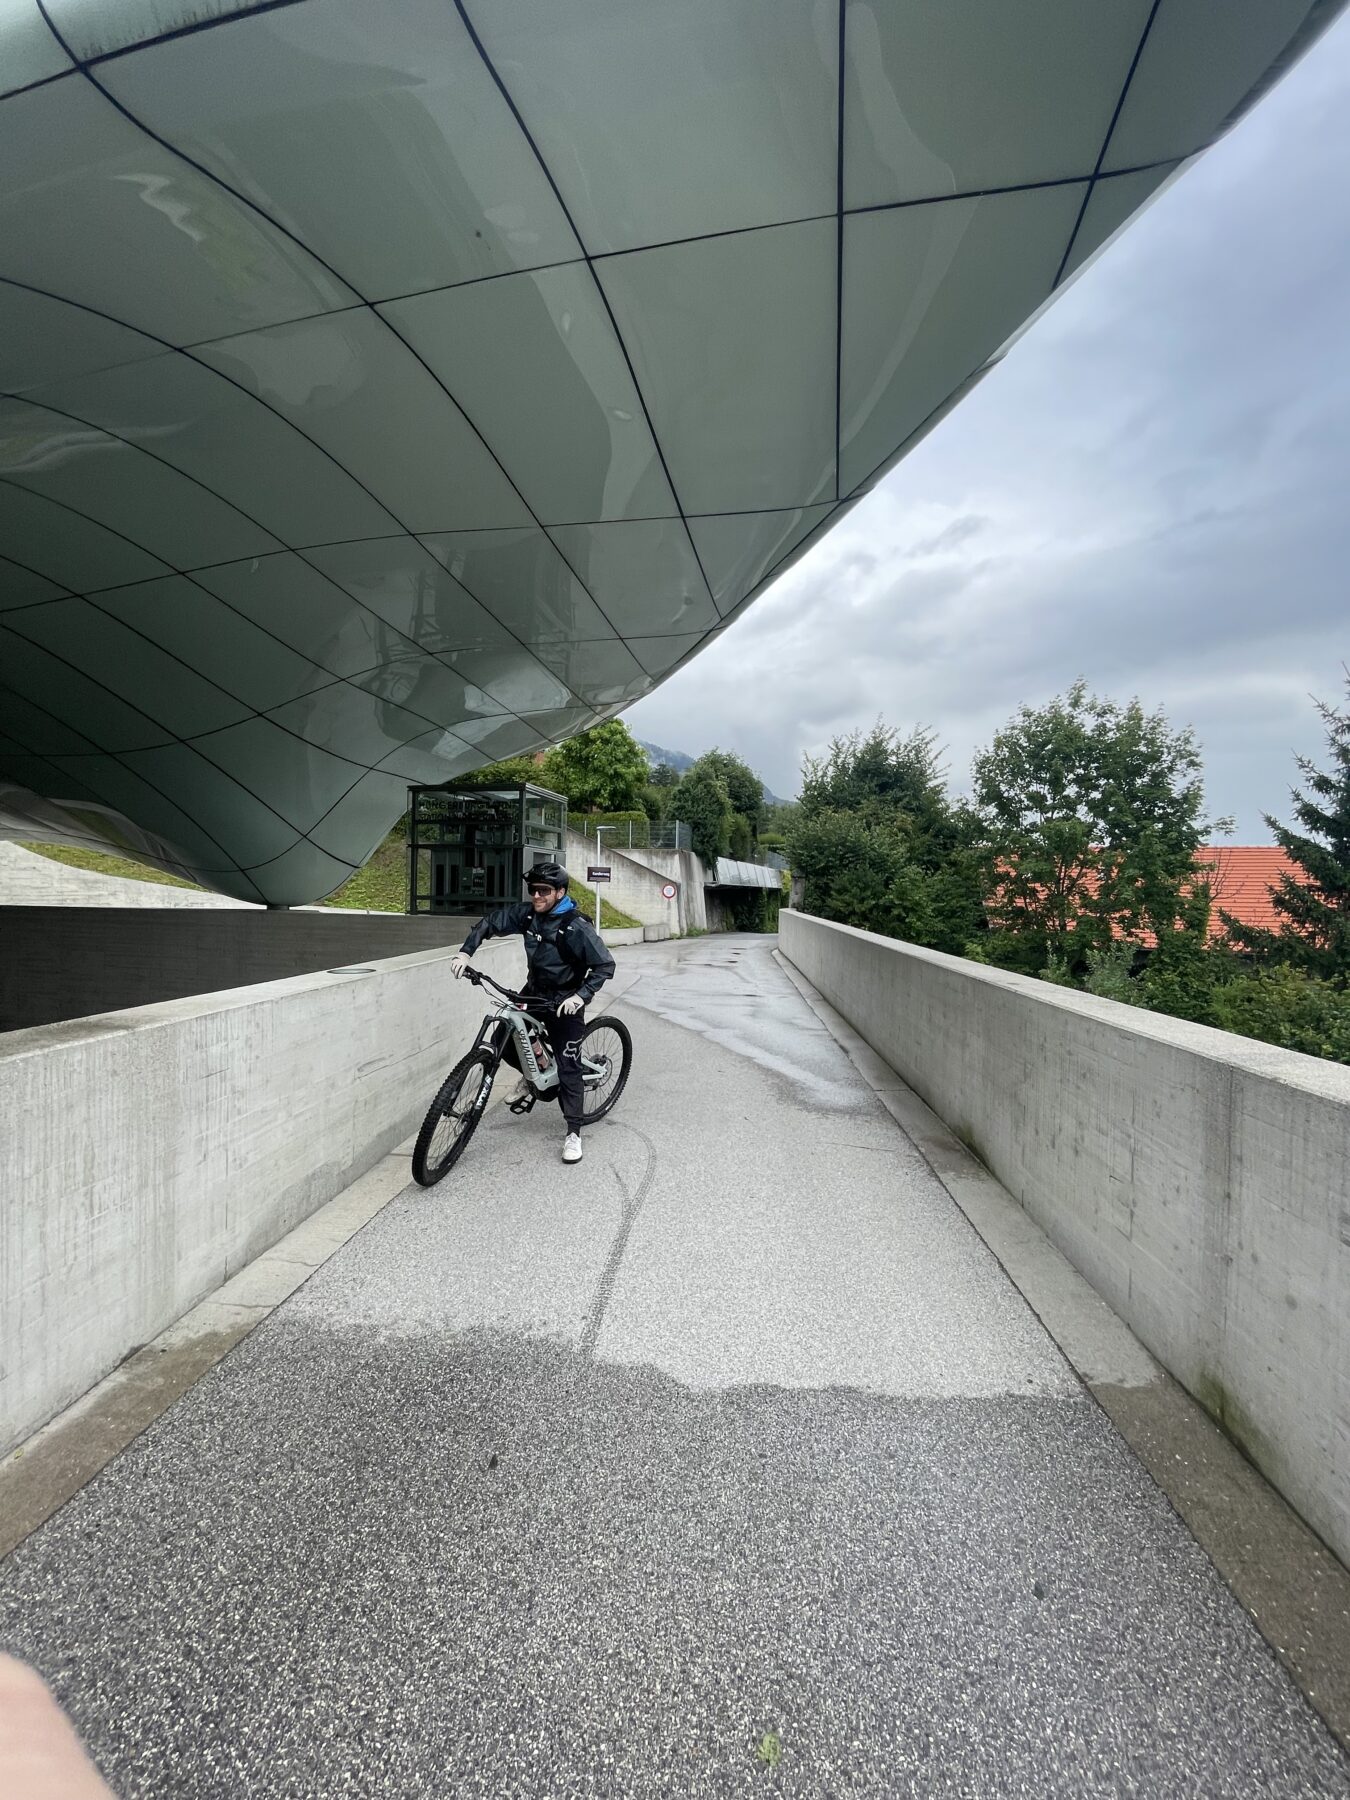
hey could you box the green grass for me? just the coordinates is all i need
[320,834,408,911]
[564,878,641,932]
[20,831,643,929]
[325,831,641,926]
[324,835,641,926]
[21,842,200,890]
[756,1732,783,1769]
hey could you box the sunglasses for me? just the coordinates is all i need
[527,884,558,896]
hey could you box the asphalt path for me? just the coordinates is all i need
[2,936,1347,1796]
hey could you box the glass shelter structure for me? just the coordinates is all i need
[0,0,1343,904]
[407,782,567,916]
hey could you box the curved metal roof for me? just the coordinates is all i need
[1,0,1342,902]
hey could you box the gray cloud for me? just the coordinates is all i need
[910,513,989,557]
[629,16,1350,837]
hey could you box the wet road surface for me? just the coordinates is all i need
[2,937,1347,1795]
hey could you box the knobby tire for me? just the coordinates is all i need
[579,1015,632,1123]
[411,1048,495,1186]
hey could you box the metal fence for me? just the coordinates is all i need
[577,812,650,849]
[576,815,693,852]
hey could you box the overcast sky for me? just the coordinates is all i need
[627,15,1350,839]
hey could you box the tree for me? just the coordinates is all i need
[761,800,799,839]
[800,722,947,833]
[786,810,934,943]
[790,722,983,953]
[640,782,669,824]
[1135,885,1232,1023]
[693,748,765,843]
[971,681,1224,973]
[674,764,734,864]
[1209,966,1350,1062]
[540,720,649,813]
[650,761,681,790]
[1221,678,1350,985]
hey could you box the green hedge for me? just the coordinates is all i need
[1207,967,1350,1063]
[577,811,651,849]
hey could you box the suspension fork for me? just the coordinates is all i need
[472,1016,512,1069]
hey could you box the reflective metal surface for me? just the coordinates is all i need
[1,0,1342,902]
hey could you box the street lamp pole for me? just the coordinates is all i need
[594,824,617,931]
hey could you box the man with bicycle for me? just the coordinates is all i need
[451,862,615,1164]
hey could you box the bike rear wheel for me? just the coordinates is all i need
[578,1016,632,1124]
[411,1049,496,1186]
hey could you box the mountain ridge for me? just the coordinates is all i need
[635,738,696,775]
[636,739,788,807]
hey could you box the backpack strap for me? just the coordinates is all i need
[554,914,592,975]
[524,912,591,976]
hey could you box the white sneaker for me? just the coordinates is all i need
[562,1133,583,1164]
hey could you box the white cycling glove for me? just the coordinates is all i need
[557,993,584,1016]
[450,951,472,979]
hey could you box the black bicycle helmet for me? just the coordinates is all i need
[527,861,570,891]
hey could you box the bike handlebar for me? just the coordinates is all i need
[463,966,556,1010]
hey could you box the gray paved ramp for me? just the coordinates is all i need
[2,936,1348,1796]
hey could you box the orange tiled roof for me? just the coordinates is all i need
[1197,845,1307,939]
[988,846,1308,945]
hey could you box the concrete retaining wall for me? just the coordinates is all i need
[780,910,1350,1568]
[0,842,252,908]
[624,847,711,932]
[564,831,683,934]
[600,926,645,948]
[0,907,478,1032]
[0,937,524,1455]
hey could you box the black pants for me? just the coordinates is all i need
[544,1005,587,1132]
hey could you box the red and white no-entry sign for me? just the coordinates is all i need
[662,882,678,900]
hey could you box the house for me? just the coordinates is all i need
[1196,846,1307,940]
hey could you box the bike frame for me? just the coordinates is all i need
[463,969,610,1097]
[473,995,563,1095]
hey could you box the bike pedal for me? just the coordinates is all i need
[508,1094,536,1115]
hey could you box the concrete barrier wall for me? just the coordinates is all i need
[0,842,252,908]
[780,910,1350,1567]
[564,831,682,934]
[624,847,711,932]
[0,907,477,1032]
[0,938,523,1454]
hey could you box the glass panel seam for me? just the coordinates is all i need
[833,0,845,504]
[34,634,394,861]
[0,474,539,724]
[26,32,629,672]
[0,67,74,106]
[0,468,560,771]
[1052,0,1165,290]
[452,0,720,620]
[723,504,844,620]
[4,363,596,712]
[0,275,598,694]
[1,599,412,849]
[39,0,310,70]
[0,668,265,890]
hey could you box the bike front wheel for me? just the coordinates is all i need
[411,1049,496,1186]
[578,1016,632,1124]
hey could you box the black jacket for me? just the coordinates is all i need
[460,900,616,1003]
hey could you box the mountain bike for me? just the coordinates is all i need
[410,967,632,1186]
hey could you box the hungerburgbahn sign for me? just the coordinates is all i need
[0,0,1341,902]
